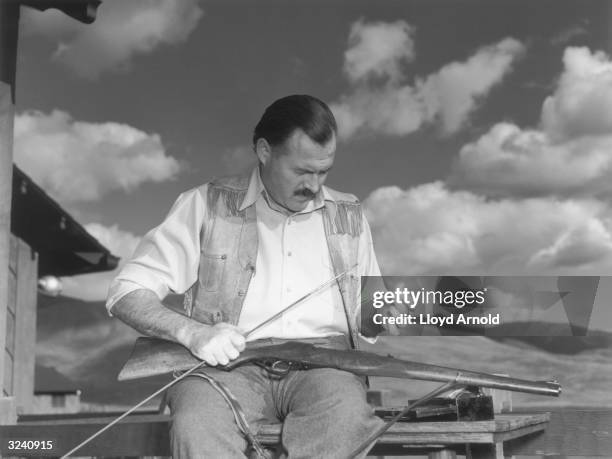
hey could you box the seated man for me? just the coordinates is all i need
[106,94,384,458]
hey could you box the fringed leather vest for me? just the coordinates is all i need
[184,173,364,348]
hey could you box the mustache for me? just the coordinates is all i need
[294,189,316,198]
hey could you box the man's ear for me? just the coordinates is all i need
[255,138,272,165]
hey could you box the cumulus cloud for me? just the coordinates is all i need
[418,38,526,134]
[14,110,181,203]
[529,218,612,269]
[21,0,203,78]
[450,122,612,197]
[332,85,426,139]
[61,223,141,301]
[450,47,612,198]
[343,19,416,83]
[541,47,612,141]
[331,20,524,139]
[363,182,612,275]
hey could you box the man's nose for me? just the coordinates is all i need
[304,174,321,194]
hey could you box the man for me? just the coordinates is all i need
[106,95,384,458]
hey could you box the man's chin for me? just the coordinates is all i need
[288,198,310,212]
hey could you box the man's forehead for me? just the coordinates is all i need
[284,129,336,159]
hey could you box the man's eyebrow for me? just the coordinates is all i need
[295,166,333,174]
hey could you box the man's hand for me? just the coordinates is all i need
[184,322,246,366]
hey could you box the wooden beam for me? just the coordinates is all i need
[0,0,19,424]
[12,236,37,413]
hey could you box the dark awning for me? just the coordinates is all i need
[20,0,101,24]
[11,165,120,277]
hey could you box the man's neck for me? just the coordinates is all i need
[258,165,295,216]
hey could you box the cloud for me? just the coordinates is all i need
[541,47,612,141]
[450,47,612,198]
[60,223,141,301]
[14,110,181,203]
[417,38,526,134]
[331,21,524,139]
[363,182,612,276]
[343,19,416,83]
[21,0,203,78]
[331,85,426,139]
[529,218,612,269]
[450,123,612,197]
[551,23,589,46]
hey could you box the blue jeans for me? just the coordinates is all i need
[167,340,384,458]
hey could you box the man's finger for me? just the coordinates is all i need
[229,332,246,351]
[225,346,239,360]
[201,351,218,367]
[212,348,229,366]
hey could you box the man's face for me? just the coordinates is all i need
[257,129,336,213]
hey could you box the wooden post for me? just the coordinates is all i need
[11,235,38,413]
[0,0,19,425]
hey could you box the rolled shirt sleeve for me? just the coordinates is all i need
[105,186,207,314]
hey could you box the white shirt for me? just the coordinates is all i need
[106,167,381,341]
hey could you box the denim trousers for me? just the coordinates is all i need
[166,339,384,458]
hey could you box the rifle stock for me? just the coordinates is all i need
[118,337,561,397]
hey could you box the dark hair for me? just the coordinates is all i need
[253,95,337,148]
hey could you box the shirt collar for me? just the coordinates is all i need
[239,166,335,212]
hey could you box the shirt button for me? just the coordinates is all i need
[287,251,292,257]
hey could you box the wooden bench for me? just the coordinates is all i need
[256,413,549,458]
[2,410,611,457]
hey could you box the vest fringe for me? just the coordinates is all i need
[324,202,363,237]
[207,186,245,217]
[183,284,194,316]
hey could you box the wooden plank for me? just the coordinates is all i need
[1,410,609,456]
[506,410,612,456]
[255,414,549,447]
[12,237,37,414]
[257,413,548,443]
[0,79,15,424]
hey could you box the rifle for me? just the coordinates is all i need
[116,337,560,457]
[118,337,561,397]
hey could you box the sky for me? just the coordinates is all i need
[12,0,612,304]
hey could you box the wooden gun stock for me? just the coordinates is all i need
[118,337,561,397]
